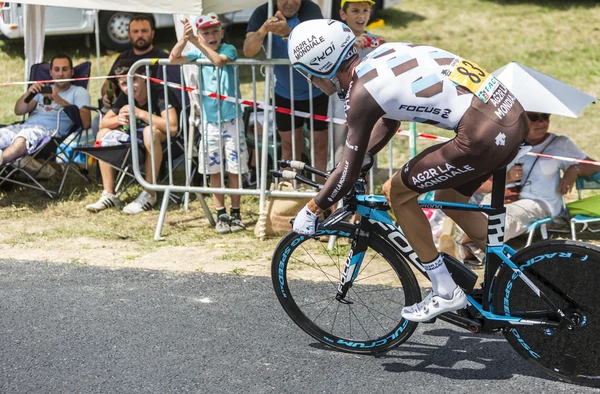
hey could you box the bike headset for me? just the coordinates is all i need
[287,19,357,99]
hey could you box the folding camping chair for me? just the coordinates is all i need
[569,173,600,240]
[0,61,92,198]
[75,106,213,221]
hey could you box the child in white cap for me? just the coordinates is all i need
[170,13,249,234]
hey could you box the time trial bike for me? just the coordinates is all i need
[270,156,600,387]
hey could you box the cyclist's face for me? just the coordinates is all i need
[310,77,337,97]
[339,2,372,35]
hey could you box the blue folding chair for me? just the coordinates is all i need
[0,61,92,197]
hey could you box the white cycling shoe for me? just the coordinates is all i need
[401,287,468,323]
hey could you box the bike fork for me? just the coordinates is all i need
[336,219,370,301]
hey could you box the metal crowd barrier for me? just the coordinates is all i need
[127,58,415,240]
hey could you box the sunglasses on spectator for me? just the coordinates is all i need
[527,113,551,122]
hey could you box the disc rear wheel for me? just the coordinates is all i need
[492,240,600,386]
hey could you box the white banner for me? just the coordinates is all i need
[16,0,264,15]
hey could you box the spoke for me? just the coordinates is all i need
[356,252,379,278]
[331,301,340,335]
[296,295,337,309]
[316,239,346,279]
[290,244,340,290]
[311,297,337,324]
[347,301,372,338]
[349,288,387,332]
[353,268,395,283]
[348,287,399,324]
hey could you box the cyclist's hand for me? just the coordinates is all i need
[293,204,319,236]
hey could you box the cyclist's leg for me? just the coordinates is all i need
[383,172,467,321]
[383,174,437,261]
[437,188,488,251]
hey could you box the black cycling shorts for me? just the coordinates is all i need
[401,89,529,197]
[274,93,329,132]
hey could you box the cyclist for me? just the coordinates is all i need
[287,19,529,322]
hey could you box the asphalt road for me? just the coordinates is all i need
[0,260,598,394]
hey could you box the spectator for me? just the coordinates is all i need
[170,14,249,234]
[332,0,386,164]
[86,59,179,215]
[439,111,600,263]
[244,0,330,176]
[94,15,170,132]
[0,53,91,166]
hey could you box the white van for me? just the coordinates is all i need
[0,3,175,50]
[0,1,401,50]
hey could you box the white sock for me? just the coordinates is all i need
[422,254,457,299]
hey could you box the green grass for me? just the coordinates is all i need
[0,0,598,253]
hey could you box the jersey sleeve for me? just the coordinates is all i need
[312,80,384,210]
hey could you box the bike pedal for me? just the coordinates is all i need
[420,317,437,324]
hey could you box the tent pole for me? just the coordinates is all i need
[94,10,102,92]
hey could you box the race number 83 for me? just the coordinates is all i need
[448,58,490,93]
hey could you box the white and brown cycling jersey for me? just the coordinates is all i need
[312,42,529,210]
[355,43,473,130]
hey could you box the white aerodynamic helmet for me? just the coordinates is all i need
[287,19,357,80]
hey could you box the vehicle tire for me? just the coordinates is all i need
[492,240,600,387]
[98,11,153,51]
[271,222,421,354]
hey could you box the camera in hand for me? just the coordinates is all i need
[41,84,53,105]
[24,83,53,104]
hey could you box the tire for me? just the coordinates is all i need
[98,11,153,51]
[492,240,600,387]
[271,222,421,354]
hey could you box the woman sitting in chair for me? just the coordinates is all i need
[86,58,179,215]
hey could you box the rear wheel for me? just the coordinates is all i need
[492,240,600,386]
[271,222,421,354]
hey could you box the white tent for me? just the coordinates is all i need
[16,0,268,80]
[17,0,261,17]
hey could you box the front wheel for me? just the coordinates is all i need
[271,222,421,354]
[492,240,600,387]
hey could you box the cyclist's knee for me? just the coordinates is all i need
[383,173,416,205]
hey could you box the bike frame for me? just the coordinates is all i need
[325,167,576,331]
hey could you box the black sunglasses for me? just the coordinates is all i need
[527,113,551,122]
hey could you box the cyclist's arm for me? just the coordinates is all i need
[367,117,401,154]
[310,86,385,213]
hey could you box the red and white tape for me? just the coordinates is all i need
[3,73,596,167]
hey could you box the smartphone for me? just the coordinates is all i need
[41,85,53,94]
